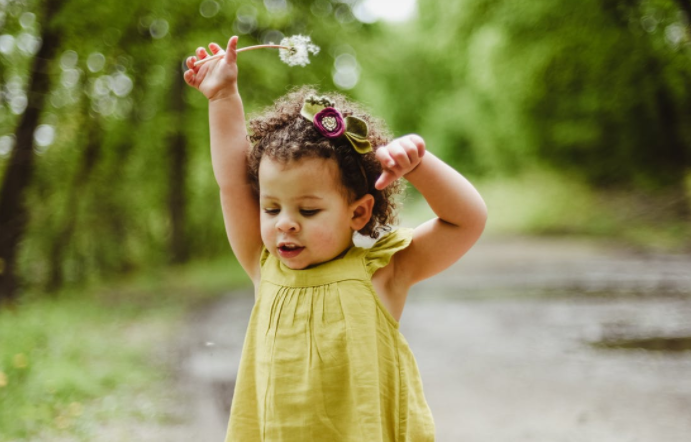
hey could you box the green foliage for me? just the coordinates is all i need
[358,0,691,189]
[1,0,375,294]
[1,0,690,296]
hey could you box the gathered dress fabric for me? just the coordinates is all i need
[225,228,435,442]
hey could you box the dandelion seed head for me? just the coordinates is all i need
[279,35,320,67]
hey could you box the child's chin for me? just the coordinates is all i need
[281,259,310,270]
[281,257,330,270]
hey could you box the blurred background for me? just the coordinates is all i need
[1,0,690,440]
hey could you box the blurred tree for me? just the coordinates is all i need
[45,89,104,292]
[358,0,691,216]
[0,0,377,301]
[0,0,64,303]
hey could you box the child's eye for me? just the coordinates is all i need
[300,209,320,217]
[263,208,279,215]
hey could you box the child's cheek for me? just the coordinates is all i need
[310,227,337,250]
[259,220,275,248]
[309,223,349,255]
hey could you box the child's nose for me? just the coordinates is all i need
[276,214,300,232]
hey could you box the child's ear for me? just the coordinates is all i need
[349,194,375,231]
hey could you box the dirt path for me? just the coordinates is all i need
[177,234,691,441]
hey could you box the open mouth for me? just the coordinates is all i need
[278,243,305,258]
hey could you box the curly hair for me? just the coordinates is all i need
[247,86,403,239]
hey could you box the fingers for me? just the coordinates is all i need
[196,46,209,61]
[407,134,426,155]
[186,36,238,72]
[398,135,425,164]
[376,147,395,169]
[374,134,427,189]
[389,143,412,169]
[183,56,198,86]
[208,42,223,55]
[224,36,238,64]
[183,68,195,86]
[376,136,421,171]
[185,56,195,70]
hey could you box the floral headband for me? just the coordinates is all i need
[300,95,372,154]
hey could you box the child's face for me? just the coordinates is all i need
[258,156,358,270]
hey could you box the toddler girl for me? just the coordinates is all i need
[184,36,487,442]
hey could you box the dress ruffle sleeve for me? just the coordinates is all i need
[364,227,414,276]
[260,246,271,268]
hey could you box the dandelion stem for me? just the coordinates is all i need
[237,44,291,52]
[193,45,291,67]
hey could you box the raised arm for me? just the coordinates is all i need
[184,37,262,282]
[375,135,487,287]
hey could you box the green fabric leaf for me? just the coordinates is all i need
[301,95,336,121]
[300,101,325,122]
[345,116,368,138]
[345,132,372,154]
[345,116,372,153]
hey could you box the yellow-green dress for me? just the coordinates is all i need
[225,228,435,442]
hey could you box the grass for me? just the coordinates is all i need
[0,255,249,442]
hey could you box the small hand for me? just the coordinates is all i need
[183,36,239,101]
[374,134,426,190]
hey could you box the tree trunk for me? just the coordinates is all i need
[0,0,63,304]
[46,111,104,293]
[653,83,690,219]
[673,0,691,27]
[671,0,691,219]
[168,61,189,264]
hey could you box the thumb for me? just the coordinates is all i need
[225,36,238,64]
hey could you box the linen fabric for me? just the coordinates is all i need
[225,228,435,442]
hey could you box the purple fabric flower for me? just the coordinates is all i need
[313,107,345,138]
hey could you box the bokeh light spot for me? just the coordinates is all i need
[16,33,40,55]
[332,53,360,90]
[357,0,417,23]
[264,0,288,14]
[310,0,332,17]
[0,34,15,54]
[19,12,35,29]
[200,0,220,18]
[261,29,284,45]
[60,50,78,69]
[0,135,15,157]
[93,96,116,116]
[111,73,133,97]
[149,19,169,39]
[640,16,657,33]
[93,76,110,96]
[665,24,685,47]
[234,6,258,35]
[60,69,81,88]
[34,124,55,148]
[87,52,106,73]
[334,4,355,24]
[10,94,27,115]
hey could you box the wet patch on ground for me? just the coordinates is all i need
[591,335,691,352]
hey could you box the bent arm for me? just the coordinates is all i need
[210,93,262,283]
[394,151,488,286]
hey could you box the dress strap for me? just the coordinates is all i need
[364,228,413,276]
